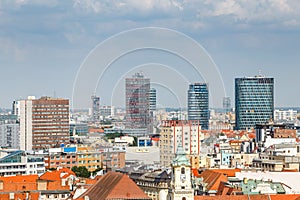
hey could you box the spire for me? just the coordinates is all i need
[172,144,190,166]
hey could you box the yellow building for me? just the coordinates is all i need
[77,146,102,172]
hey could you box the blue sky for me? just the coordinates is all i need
[1,0,300,109]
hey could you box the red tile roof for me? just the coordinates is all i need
[0,175,38,191]
[209,168,241,177]
[77,172,151,200]
[197,170,228,192]
[195,194,300,200]
[40,168,75,181]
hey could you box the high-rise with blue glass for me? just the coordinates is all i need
[188,83,209,130]
[235,75,274,130]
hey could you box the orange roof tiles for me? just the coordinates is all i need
[40,168,75,181]
[77,171,151,200]
[210,168,241,177]
[194,194,300,200]
[0,174,38,192]
[88,128,104,133]
[0,192,40,200]
[197,170,228,192]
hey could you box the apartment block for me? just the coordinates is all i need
[18,96,70,151]
[159,120,203,167]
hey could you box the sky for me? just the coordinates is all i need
[1,0,300,109]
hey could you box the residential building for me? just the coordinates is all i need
[256,123,297,152]
[274,109,298,123]
[0,168,76,200]
[0,114,19,149]
[0,150,45,176]
[188,83,209,130]
[235,76,274,130]
[44,146,77,170]
[18,96,70,151]
[133,170,171,200]
[125,72,150,131]
[99,105,115,118]
[159,120,203,167]
[101,146,126,170]
[77,146,101,172]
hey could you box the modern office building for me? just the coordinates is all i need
[0,150,45,176]
[125,72,150,131]
[91,95,100,122]
[0,115,19,149]
[18,96,70,151]
[187,83,209,130]
[235,76,274,130]
[159,120,203,167]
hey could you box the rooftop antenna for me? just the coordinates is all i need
[258,69,263,77]
[53,89,57,98]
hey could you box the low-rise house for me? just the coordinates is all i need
[0,168,76,200]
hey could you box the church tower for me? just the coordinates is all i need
[170,145,194,200]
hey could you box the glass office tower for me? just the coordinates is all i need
[188,83,209,130]
[235,76,274,130]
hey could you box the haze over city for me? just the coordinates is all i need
[1,0,300,108]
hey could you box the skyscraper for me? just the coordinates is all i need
[223,97,231,113]
[91,95,100,122]
[18,96,70,150]
[125,72,150,130]
[187,83,209,130]
[235,75,274,130]
[149,88,157,133]
[149,88,156,112]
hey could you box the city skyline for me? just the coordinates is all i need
[1,1,300,108]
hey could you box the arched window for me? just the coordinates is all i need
[182,197,186,200]
[181,167,185,174]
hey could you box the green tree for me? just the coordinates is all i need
[71,166,91,178]
[92,167,103,176]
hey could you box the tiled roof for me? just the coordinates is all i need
[77,171,151,200]
[195,194,300,200]
[198,170,228,192]
[0,174,38,191]
[209,168,241,177]
[39,168,75,191]
[0,192,40,200]
[40,168,75,181]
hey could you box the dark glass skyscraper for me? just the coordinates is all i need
[188,83,209,130]
[125,72,150,130]
[235,76,274,130]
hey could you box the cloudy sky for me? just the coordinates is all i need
[1,0,300,109]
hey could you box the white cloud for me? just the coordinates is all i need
[202,0,300,24]
[73,0,183,15]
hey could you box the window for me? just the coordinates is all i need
[181,167,185,174]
